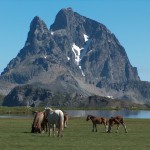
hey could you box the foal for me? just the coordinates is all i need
[107,116,127,133]
[86,115,108,132]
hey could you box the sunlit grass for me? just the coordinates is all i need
[0,117,150,150]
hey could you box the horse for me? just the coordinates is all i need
[107,116,127,133]
[31,111,48,133]
[44,107,64,137]
[64,112,69,128]
[86,115,108,132]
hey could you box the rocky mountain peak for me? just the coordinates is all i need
[50,8,74,31]
[1,8,149,107]
[30,16,48,32]
[25,16,49,45]
[16,16,52,59]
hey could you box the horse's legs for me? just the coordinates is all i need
[58,128,63,137]
[64,119,67,128]
[66,120,68,127]
[107,124,112,133]
[39,125,42,133]
[95,124,97,132]
[42,121,47,132]
[92,123,94,132]
[53,124,56,137]
[104,123,108,132]
[48,124,51,136]
[116,124,120,133]
[57,128,60,137]
[45,122,48,132]
[122,123,127,133]
[102,121,108,132]
[60,124,63,137]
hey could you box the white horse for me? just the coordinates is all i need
[44,107,64,137]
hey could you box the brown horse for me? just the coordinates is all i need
[86,115,108,132]
[107,116,127,133]
[64,112,69,128]
[31,111,48,133]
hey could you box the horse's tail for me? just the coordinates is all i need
[59,112,63,130]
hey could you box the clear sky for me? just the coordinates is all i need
[0,0,150,81]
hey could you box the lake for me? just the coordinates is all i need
[65,109,150,119]
[0,109,150,119]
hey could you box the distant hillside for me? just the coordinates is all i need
[2,84,148,109]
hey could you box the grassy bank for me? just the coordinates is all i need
[0,106,44,114]
[0,117,150,150]
[1,106,150,115]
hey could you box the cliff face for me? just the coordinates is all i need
[1,8,150,106]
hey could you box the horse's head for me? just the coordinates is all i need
[86,115,91,121]
[107,117,115,133]
[31,124,41,133]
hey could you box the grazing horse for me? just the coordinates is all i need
[44,107,64,137]
[107,116,127,133]
[86,115,108,132]
[31,111,48,133]
[64,112,69,128]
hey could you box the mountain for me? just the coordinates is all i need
[1,8,150,107]
[3,84,147,108]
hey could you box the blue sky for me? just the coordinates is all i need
[0,0,150,81]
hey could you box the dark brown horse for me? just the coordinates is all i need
[86,115,108,132]
[31,111,48,133]
[107,116,127,133]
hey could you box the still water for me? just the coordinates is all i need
[65,110,150,119]
[0,110,150,119]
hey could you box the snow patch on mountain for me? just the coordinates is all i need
[67,56,70,61]
[72,43,83,65]
[79,65,85,76]
[83,34,89,42]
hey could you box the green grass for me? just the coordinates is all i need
[0,117,150,150]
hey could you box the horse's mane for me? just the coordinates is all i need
[45,107,53,111]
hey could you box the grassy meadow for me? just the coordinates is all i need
[0,117,150,150]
